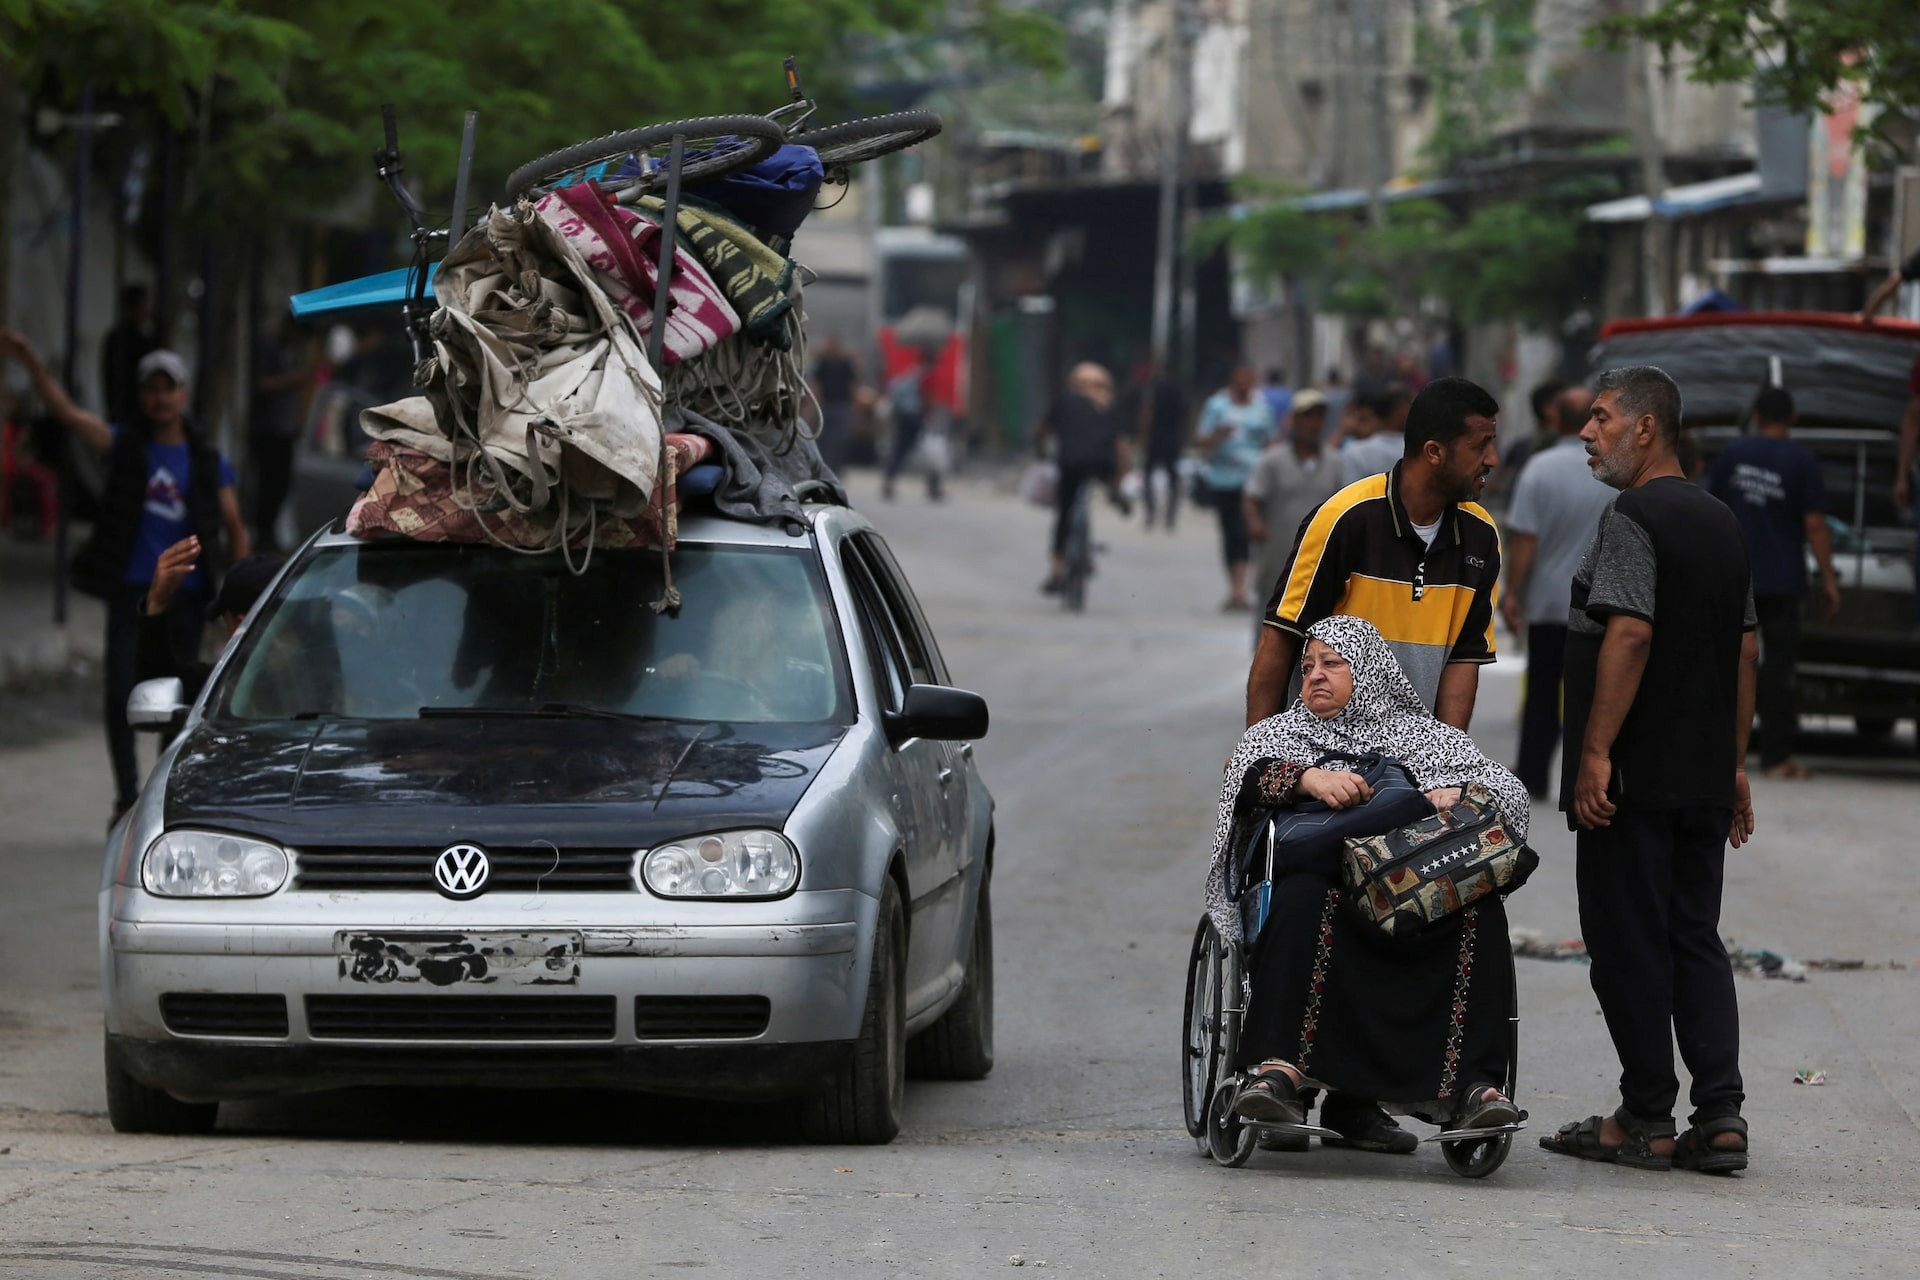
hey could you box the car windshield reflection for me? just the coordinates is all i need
[211,543,850,725]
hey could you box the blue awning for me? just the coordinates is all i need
[289,267,433,320]
[1586,172,1765,223]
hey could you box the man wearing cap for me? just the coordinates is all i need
[0,330,248,820]
[1243,388,1340,636]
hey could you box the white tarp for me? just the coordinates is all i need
[362,201,665,526]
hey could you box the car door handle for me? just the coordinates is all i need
[938,767,955,787]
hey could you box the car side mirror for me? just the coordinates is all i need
[127,677,189,732]
[885,684,989,745]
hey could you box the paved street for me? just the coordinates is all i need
[1,471,1917,1278]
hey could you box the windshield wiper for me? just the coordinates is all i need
[419,703,663,723]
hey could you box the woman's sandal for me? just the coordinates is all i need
[1673,1115,1749,1174]
[1539,1105,1674,1170]
[1233,1064,1305,1125]
[1457,1082,1520,1129]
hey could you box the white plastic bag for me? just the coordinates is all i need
[1019,459,1058,507]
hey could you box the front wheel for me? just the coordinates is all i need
[1442,1133,1511,1178]
[800,881,906,1144]
[907,878,994,1080]
[104,1040,218,1135]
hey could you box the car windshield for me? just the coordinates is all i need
[211,541,850,725]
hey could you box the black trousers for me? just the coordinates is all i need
[1051,461,1106,557]
[882,410,939,497]
[1209,485,1250,569]
[1576,804,1744,1126]
[249,431,295,551]
[1753,594,1802,768]
[105,583,206,809]
[1140,445,1181,527]
[1515,622,1567,797]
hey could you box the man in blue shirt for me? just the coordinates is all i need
[0,333,248,819]
[1705,386,1839,780]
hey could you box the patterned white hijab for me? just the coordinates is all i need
[1203,615,1530,942]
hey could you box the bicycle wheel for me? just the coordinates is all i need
[799,109,943,167]
[1061,492,1092,611]
[504,114,786,203]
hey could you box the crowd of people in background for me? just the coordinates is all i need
[1004,311,1919,808]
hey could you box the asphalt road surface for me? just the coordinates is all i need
[2,470,1916,1278]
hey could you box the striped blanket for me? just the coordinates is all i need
[533,185,740,365]
[634,194,797,346]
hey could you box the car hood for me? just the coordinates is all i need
[162,716,847,847]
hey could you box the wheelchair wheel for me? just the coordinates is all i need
[1181,917,1223,1149]
[504,114,786,203]
[1207,1079,1258,1168]
[1441,1132,1511,1179]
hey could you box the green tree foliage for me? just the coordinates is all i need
[1198,180,1610,329]
[1187,182,1331,281]
[1,0,991,221]
[1592,0,1920,143]
[1414,0,1536,172]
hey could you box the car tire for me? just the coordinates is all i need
[104,1040,218,1135]
[907,878,994,1081]
[800,880,905,1144]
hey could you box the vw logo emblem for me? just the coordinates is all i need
[433,844,491,899]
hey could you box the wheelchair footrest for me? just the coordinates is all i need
[1434,1121,1527,1142]
[1243,1121,1341,1141]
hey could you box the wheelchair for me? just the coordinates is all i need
[1181,808,1526,1178]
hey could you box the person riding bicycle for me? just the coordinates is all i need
[1036,362,1132,595]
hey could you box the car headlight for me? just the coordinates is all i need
[640,830,799,899]
[142,830,289,898]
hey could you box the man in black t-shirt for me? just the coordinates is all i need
[809,337,860,471]
[1136,363,1187,529]
[1542,365,1759,1176]
[1036,363,1131,591]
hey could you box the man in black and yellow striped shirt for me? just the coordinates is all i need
[1248,377,1504,730]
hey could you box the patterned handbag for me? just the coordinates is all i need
[1233,753,1433,945]
[1339,783,1539,939]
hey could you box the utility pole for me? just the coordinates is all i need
[1149,0,1194,369]
[1351,0,1392,229]
[1628,18,1669,315]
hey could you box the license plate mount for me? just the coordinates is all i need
[336,931,582,987]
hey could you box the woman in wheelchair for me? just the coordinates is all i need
[1203,615,1531,1152]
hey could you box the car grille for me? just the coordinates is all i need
[292,846,636,893]
[305,995,617,1041]
[161,993,289,1037]
[632,996,771,1040]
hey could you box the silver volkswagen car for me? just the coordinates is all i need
[102,504,994,1144]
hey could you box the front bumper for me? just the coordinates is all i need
[104,889,874,1102]
[107,1033,855,1103]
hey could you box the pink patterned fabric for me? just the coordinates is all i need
[346,435,712,550]
[532,185,739,365]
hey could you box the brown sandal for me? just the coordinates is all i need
[1233,1064,1304,1125]
[1673,1115,1748,1174]
[1539,1105,1673,1170]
